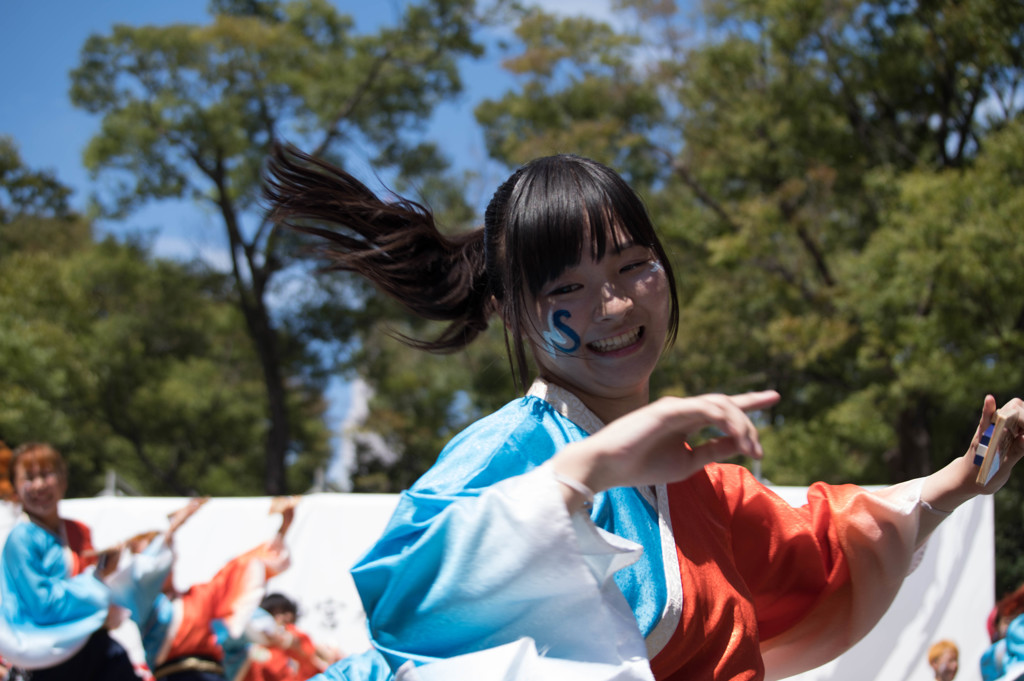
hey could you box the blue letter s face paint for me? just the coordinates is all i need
[541,309,581,359]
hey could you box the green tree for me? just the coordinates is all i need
[68,0,485,493]
[0,222,329,497]
[344,310,516,492]
[847,123,1024,595]
[0,138,91,260]
[0,136,73,226]
[475,0,1024,581]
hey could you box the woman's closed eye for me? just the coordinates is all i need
[621,259,653,273]
[547,283,581,296]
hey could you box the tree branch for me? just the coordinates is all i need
[312,46,396,158]
[659,149,743,233]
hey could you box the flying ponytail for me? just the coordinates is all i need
[263,143,495,352]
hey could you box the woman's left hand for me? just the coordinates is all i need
[969,395,1024,494]
[922,395,1024,514]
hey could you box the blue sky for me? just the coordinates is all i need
[0,1,616,216]
[3,1,211,206]
[0,0,609,486]
[0,1,527,245]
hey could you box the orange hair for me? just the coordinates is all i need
[928,640,958,666]
[9,442,67,488]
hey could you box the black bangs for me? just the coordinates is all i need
[502,155,660,298]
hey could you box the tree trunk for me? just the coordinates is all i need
[888,404,933,483]
[214,173,291,496]
[248,301,290,495]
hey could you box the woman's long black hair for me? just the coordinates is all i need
[263,144,679,391]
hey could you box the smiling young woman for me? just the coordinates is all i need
[263,146,1024,681]
[1,443,138,680]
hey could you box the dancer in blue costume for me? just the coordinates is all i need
[0,443,137,680]
[264,148,1024,681]
[980,582,1024,681]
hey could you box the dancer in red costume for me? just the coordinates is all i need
[114,497,299,681]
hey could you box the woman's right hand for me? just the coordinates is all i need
[551,391,780,510]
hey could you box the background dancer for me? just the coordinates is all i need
[115,497,299,680]
[0,442,137,680]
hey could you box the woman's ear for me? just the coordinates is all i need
[490,295,508,326]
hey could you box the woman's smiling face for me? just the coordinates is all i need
[524,225,671,421]
[14,453,67,528]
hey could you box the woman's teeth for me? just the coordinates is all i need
[589,327,641,352]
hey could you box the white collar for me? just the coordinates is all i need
[526,378,605,435]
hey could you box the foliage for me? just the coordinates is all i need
[0,137,73,225]
[67,0,486,493]
[343,309,517,493]
[0,217,329,497]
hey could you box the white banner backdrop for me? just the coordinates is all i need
[0,488,994,681]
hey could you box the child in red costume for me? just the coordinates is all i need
[239,593,342,681]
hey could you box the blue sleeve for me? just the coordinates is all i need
[351,474,647,675]
[315,648,395,681]
[2,522,110,624]
[349,411,563,669]
[1004,615,1024,670]
[341,399,651,679]
[980,639,1006,681]
[0,521,110,668]
[107,534,173,625]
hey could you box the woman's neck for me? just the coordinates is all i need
[584,393,648,425]
[27,511,62,537]
[533,375,649,425]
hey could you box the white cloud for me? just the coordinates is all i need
[527,0,615,22]
[327,377,402,491]
[151,232,233,272]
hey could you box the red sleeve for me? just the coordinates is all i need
[168,543,280,662]
[710,465,859,639]
[703,464,923,680]
[653,465,868,680]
